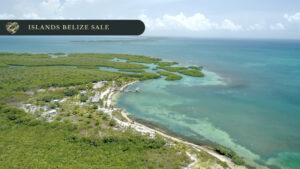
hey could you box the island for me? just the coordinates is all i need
[0,53,246,169]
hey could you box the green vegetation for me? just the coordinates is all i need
[196,149,229,168]
[109,119,117,126]
[64,88,79,96]
[68,53,161,64]
[0,53,149,69]
[112,110,127,122]
[179,69,204,77]
[56,116,62,121]
[158,66,188,72]
[77,84,87,90]
[41,95,55,102]
[28,89,65,107]
[0,67,120,101]
[92,105,98,110]
[216,146,246,165]
[0,53,236,169]
[158,65,204,77]
[0,104,190,168]
[140,72,161,80]
[157,61,178,67]
[188,65,203,70]
[0,62,7,67]
[0,53,205,79]
[80,95,88,102]
[157,71,182,81]
[127,72,161,81]
[0,66,159,103]
[49,52,65,56]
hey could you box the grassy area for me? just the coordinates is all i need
[157,71,182,81]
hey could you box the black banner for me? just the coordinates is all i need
[0,20,145,36]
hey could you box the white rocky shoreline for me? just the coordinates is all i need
[107,81,247,169]
[22,80,247,169]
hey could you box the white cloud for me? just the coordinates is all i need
[65,0,95,4]
[269,23,285,30]
[284,12,300,22]
[139,13,216,31]
[248,24,265,31]
[220,19,243,31]
[0,13,16,19]
[163,13,217,31]
[40,0,62,13]
[37,0,95,18]
[22,13,44,19]
[139,13,243,32]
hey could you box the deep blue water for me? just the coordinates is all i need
[1,36,300,168]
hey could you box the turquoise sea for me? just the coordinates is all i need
[1,36,300,169]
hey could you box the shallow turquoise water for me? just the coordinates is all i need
[1,37,300,168]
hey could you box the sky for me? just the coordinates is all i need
[0,0,300,39]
